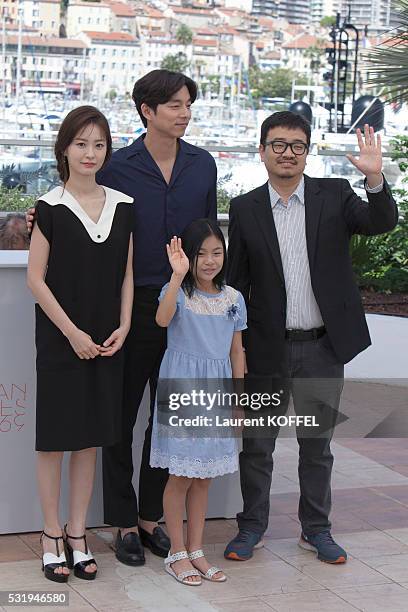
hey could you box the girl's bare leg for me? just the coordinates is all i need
[186,478,224,580]
[66,447,97,573]
[37,451,69,576]
[163,474,200,583]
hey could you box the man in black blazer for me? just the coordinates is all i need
[224,111,398,564]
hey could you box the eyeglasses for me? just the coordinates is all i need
[265,140,309,156]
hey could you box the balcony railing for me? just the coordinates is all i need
[0,138,403,223]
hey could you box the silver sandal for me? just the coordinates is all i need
[164,550,202,586]
[188,549,227,582]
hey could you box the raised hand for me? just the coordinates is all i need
[346,124,383,187]
[166,236,189,279]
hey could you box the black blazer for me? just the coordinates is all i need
[227,175,398,374]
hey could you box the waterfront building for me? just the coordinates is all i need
[1,35,87,96]
[77,30,140,97]
[66,0,112,37]
[22,0,60,36]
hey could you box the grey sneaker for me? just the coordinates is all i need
[299,531,347,563]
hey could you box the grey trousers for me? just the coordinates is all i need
[237,333,344,536]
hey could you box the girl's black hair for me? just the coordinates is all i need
[180,218,227,297]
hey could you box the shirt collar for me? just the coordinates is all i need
[125,134,199,159]
[268,175,305,209]
[38,185,133,207]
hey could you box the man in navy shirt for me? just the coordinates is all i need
[97,70,217,566]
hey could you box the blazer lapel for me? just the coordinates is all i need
[304,175,324,273]
[252,182,285,283]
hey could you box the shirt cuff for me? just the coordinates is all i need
[365,176,384,193]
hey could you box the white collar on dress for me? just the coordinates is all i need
[38,185,133,243]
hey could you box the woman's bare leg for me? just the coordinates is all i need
[66,447,97,573]
[37,451,69,576]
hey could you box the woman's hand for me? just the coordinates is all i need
[99,326,129,357]
[26,207,36,234]
[166,236,189,280]
[66,327,101,359]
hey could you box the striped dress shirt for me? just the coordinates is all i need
[268,177,324,330]
[268,176,384,330]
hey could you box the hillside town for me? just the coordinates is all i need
[0,0,398,101]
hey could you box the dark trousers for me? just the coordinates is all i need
[102,287,168,528]
[237,333,344,536]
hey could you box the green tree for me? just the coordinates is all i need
[249,66,305,100]
[350,135,408,292]
[161,52,190,73]
[367,0,408,101]
[304,43,325,75]
[320,16,336,28]
[176,24,193,45]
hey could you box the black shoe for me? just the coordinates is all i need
[113,530,145,566]
[40,531,69,583]
[139,526,170,558]
[63,525,97,581]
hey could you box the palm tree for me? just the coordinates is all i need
[367,0,408,102]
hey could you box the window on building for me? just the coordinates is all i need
[112,62,116,68]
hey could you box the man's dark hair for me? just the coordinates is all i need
[132,69,197,127]
[260,111,311,147]
[0,213,30,250]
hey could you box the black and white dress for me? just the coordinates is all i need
[34,186,133,451]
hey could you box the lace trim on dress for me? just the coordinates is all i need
[150,449,239,478]
[184,286,239,316]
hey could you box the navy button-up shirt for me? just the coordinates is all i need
[97,135,217,287]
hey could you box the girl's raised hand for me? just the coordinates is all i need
[167,236,189,279]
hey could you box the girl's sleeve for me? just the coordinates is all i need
[234,291,247,332]
[158,283,185,311]
[35,201,53,244]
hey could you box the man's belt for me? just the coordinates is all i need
[285,326,326,341]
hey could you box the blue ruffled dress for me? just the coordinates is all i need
[150,284,247,478]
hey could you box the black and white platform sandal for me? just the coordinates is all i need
[40,531,69,583]
[63,525,97,580]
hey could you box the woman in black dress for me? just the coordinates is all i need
[27,106,134,583]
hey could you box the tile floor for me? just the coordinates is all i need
[1,438,408,612]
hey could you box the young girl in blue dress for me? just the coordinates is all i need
[150,218,247,586]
